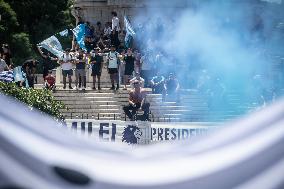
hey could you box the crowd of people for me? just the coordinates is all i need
[1,10,282,121]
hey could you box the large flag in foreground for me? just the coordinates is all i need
[72,24,86,51]
[124,16,136,48]
[37,35,64,58]
[0,93,284,189]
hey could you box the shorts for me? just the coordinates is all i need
[108,68,118,74]
[62,69,73,77]
[91,69,101,76]
[91,65,102,76]
[75,69,86,77]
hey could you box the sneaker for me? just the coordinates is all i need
[98,87,102,90]
[116,86,120,90]
[74,86,78,90]
[69,86,73,89]
[82,87,86,91]
[63,86,66,89]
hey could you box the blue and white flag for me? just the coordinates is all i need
[72,24,86,51]
[59,29,69,37]
[13,66,24,83]
[0,70,14,83]
[124,16,136,48]
[37,35,64,58]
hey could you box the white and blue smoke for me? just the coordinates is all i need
[131,0,284,115]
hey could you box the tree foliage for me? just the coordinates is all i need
[1,0,75,65]
[0,0,19,42]
[11,33,34,64]
[0,82,66,121]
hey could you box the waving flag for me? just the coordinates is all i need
[37,35,64,58]
[59,29,69,37]
[124,16,136,48]
[13,66,24,82]
[72,24,86,51]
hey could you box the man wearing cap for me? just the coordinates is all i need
[107,45,120,90]
[60,48,74,89]
[90,48,103,90]
[123,80,150,121]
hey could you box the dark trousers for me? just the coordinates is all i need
[123,102,150,120]
[27,75,34,88]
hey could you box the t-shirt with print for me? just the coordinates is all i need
[76,54,86,69]
[90,54,103,71]
[61,53,73,70]
[108,52,119,69]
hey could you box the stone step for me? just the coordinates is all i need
[62,114,122,120]
[61,100,120,105]
[65,104,120,109]
[53,92,116,97]
[61,109,121,113]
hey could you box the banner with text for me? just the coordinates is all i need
[65,120,218,144]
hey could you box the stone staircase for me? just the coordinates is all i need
[52,87,251,122]
[47,56,284,122]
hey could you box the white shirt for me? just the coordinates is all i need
[104,26,112,36]
[112,16,120,31]
[108,52,119,69]
[61,53,73,70]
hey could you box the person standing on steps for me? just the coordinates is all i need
[106,45,120,90]
[123,48,135,90]
[75,49,87,90]
[90,48,103,90]
[60,48,74,89]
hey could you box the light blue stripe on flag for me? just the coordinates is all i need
[38,35,64,58]
[124,16,136,48]
[13,66,24,82]
[59,29,69,37]
[72,24,86,51]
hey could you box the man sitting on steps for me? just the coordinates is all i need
[123,80,150,121]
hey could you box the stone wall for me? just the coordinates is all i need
[72,0,190,26]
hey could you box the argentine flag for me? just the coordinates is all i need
[72,24,87,51]
[59,29,69,37]
[37,35,64,58]
[124,16,136,48]
[0,70,14,83]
